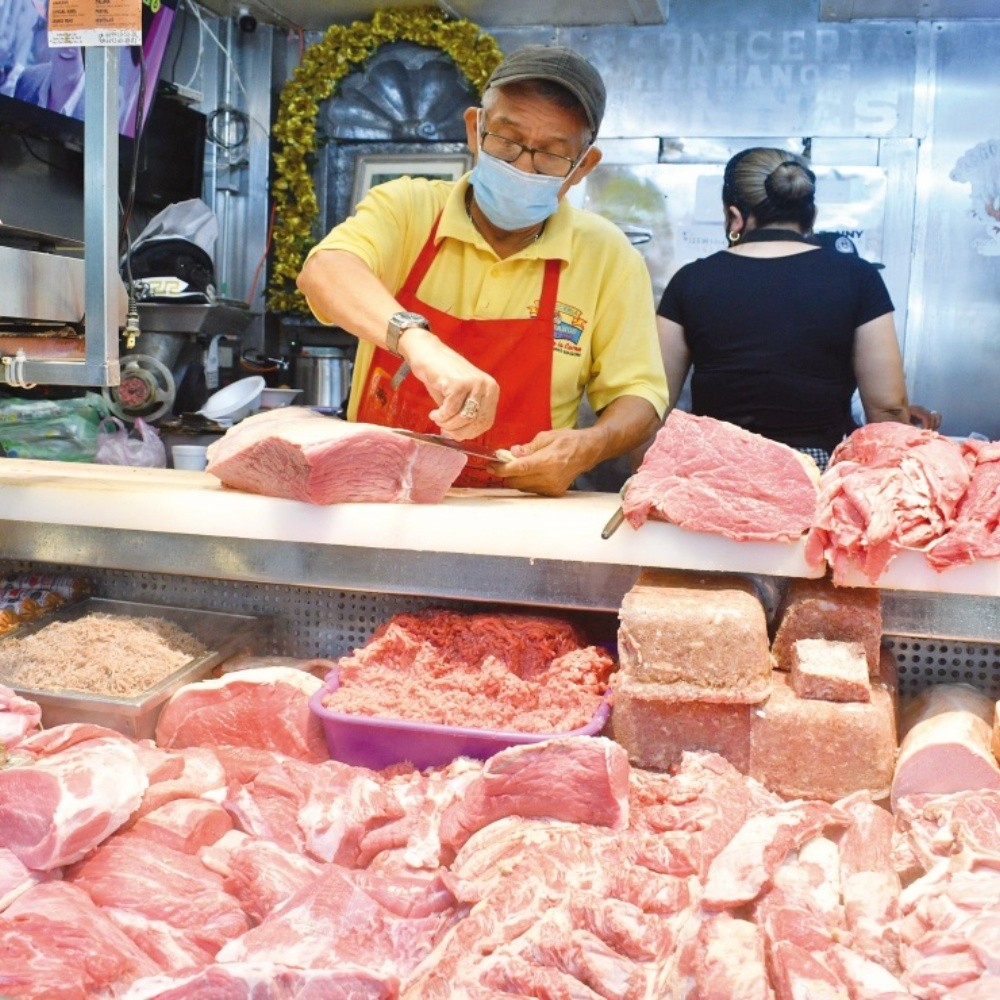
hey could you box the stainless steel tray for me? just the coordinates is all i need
[0,598,264,738]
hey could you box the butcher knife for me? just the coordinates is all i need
[390,428,514,463]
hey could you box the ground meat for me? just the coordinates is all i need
[326,610,614,733]
[0,613,209,698]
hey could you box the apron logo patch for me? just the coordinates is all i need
[531,300,586,356]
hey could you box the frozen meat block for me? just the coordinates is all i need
[610,672,752,772]
[772,577,882,675]
[790,639,872,703]
[617,569,771,704]
[749,670,897,802]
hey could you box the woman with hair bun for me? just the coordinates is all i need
[655,146,910,470]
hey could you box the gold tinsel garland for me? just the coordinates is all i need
[267,7,503,314]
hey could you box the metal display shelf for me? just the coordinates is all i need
[0,459,997,641]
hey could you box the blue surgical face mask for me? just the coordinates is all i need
[469,115,587,233]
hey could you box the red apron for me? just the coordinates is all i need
[355,215,561,487]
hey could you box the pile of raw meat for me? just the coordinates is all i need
[325,609,614,733]
[627,413,1000,581]
[4,666,1000,999]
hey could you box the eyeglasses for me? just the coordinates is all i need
[479,129,584,178]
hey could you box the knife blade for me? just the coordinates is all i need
[391,429,514,463]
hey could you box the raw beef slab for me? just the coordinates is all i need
[622,410,819,541]
[205,408,467,504]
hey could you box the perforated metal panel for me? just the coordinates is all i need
[884,635,1000,700]
[7,560,1000,699]
[0,561,618,661]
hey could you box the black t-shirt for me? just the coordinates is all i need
[657,247,893,453]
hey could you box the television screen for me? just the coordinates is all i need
[0,0,178,143]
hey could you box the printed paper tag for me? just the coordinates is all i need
[48,0,142,47]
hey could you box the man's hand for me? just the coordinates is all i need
[399,328,499,440]
[491,428,604,497]
[909,404,942,431]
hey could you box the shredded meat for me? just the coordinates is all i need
[0,613,209,698]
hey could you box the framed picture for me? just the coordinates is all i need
[350,152,472,212]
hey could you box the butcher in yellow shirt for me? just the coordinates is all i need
[298,44,667,495]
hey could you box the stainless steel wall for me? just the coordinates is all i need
[483,2,1000,438]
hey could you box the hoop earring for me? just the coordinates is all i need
[728,230,741,244]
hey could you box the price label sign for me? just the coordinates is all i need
[48,0,142,47]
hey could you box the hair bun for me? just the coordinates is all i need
[764,160,816,206]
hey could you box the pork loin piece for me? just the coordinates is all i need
[622,410,820,541]
[617,569,771,703]
[790,639,872,703]
[806,423,972,584]
[155,666,329,763]
[771,575,883,674]
[438,736,630,852]
[891,683,1000,808]
[205,408,467,504]
[749,670,897,802]
[927,440,1000,571]
[0,735,147,870]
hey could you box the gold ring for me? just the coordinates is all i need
[460,397,480,418]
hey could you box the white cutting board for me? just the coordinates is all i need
[0,459,824,579]
[835,549,1000,597]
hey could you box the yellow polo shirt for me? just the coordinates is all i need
[305,174,668,428]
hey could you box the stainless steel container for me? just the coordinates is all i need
[294,346,352,410]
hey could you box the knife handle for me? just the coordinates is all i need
[601,506,626,540]
[494,448,514,463]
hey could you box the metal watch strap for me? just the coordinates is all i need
[386,311,429,357]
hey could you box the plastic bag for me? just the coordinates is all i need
[94,417,167,468]
[0,392,109,461]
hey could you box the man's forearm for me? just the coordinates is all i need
[586,395,662,465]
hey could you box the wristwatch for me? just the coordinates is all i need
[386,311,430,357]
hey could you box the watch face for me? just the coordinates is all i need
[394,312,426,328]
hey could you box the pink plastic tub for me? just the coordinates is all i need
[309,670,612,771]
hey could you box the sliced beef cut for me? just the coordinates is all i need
[622,410,820,541]
[66,835,251,973]
[119,964,397,999]
[0,882,159,999]
[0,734,147,869]
[198,829,325,924]
[891,683,1000,807]
[215,863,456,981]
[205,408,467,504]
[806,423,972,583]
[438,737,629,853]
[155,666,328,763]
[926,439,1000,571]
[128,798,234,855]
